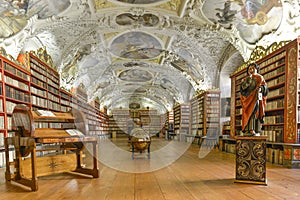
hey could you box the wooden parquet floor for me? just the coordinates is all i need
[0,137,300,200]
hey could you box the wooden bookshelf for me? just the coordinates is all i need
[28,53,61,112]
[189,90,221,137]
[173,103,190,139]
[165,110,174,133]
[108,109,161,137]
[0,55,31,138]
[160,113,166,138]
[139,109,161,136]
[70,87,109,137]
[0,49,109,169]
[222,121,230,136]
[109,109,131,136]
[60,88,72,112]
[230,38,300,168]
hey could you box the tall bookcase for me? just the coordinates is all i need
[165,111,174,133]
[0,55,31,129]
[28,53,61,112]
[0,49,110,168]
[173,103,190,135]
[60,88,72,112]
[108,109,161,137]
[229,38,300,168]
[139,109,161,136]
[109,109,131,136]
[190,90,221,137]
[0,54,31,167]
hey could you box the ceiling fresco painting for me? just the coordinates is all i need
[202,0,283,43]
[118,68,153,82]
[109,31,163,59]
[116,13,159,27]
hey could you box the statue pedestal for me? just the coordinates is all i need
[234,136,268,185]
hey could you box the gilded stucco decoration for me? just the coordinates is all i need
[286,47,297,142]
[233,40,291,74]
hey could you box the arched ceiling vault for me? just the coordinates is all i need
[1,0,300,114]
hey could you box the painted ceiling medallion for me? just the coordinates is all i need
[116,13,159,27]
[118,69,153,82]
[109,31,162,59]
[202,0,283,44]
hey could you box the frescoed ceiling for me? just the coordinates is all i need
[0,0,300,113]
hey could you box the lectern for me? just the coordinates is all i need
[5,104,99,191]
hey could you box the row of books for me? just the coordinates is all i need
[266,98,284,110]
[260,129,284,142]
[30,59,59,83]
[5,85,30,102]
[4,75,29,91]
[266,74,285,87]
[266,148,284,165]
[259,52,285,69]
[30,69,47,81]
[3,62,30,81]
[264,115,284,124]
[31,76,47,88]
[266,87,285,98]
[30,86,47,97]
[263,65,285,80]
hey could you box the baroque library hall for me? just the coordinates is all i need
[1,0,300,199]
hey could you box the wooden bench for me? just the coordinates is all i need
[5,104,99,191]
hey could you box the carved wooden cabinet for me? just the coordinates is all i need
[235,136,267,185]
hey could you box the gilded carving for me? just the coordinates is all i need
[30,46,56,70]
[156,0,181,13]
[236,139,267,184]
[286,47,297,142]
[94,0,115,9]
[233,41,290,74]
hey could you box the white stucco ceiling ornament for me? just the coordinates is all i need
[91,59,193,109]
[166,23,227,87]
[0,14,38,58]
[255,0,300,47]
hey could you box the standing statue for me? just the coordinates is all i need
[240,63,268,135]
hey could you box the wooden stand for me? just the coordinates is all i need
[5,104,99,191]
[234,136,268,185]
[131,141,151,159]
